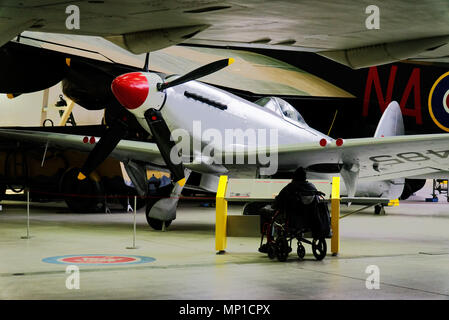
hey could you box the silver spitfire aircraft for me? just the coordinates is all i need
[2,58,449,229]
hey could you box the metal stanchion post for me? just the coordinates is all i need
[133,196,136,247]
[21,190,32,239]
[433,179,437,199]
[104,195,111,214]
[126,196,138,249]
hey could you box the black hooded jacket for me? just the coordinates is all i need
[273,180,318,220]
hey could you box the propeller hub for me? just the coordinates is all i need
[111,72,149,110]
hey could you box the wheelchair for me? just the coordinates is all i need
[258,191,328,262]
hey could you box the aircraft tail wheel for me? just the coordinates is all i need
[297,243,306,260]
[312,238,327,261]
[59,167,104,213]
[374,204,385,215]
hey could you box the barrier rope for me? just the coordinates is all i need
[13,189,216,201]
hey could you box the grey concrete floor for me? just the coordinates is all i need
[0,185,449,300]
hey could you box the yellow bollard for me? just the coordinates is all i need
[388,199,399,207]
[331,176,340,256]
[215,176,228,253]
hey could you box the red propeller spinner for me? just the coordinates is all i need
[111,72,149,110]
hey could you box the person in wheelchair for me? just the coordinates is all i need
[258,167,328,261]
[271,167,323,239]
[272,167,318,214]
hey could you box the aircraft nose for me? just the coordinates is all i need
[111,72,149,110]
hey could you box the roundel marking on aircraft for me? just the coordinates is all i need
[42,254,156,265]
[428,71,449,132]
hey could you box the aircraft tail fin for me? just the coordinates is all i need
[374,101,404,138]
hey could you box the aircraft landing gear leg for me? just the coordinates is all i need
[144,169,191,230]
[145,184,174,230]
[374,204,385,215]
[144,176,175,230]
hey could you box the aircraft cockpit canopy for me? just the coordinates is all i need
[254,97,308,126]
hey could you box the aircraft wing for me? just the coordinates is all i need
[242,134,449,181]
[1,128,449,182]
[0,128,165,167]
[2,1,449,68]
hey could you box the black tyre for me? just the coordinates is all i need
[146,217,172,230]
[59,167,104,213]
[374,204,385,215]
[145,205,172,230]
[276,237,289,262]
[297,243,306,260]
[312,238,327,261]
[267,243,276,259]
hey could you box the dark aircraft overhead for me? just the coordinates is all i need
[2,1,449,68]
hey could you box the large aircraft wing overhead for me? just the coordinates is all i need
[0,129,165,166]
[2,1,449,68]
[242,134,449,181]
[0,19,37,48]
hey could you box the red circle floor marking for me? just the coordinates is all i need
[61,256,136,264]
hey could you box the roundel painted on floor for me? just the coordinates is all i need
[42,254,156,265]
[429,71,449,132]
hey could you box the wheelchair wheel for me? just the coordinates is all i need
[297,243,306,260]
[267,243,277,259]
[312,238,327,261]
[276,237,289,262]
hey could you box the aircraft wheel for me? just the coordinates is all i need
[145,205,172,230]
[374,204,385,215]
[146,217,172,230]
[297,243,306,260]
[59,167,104,213]
[312,238,327,261]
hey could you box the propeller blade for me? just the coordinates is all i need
[157,58,234,91]
[143,53,149,72]
[6,93,21,99]
[78,123,127,180]
[144,108,186,187]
